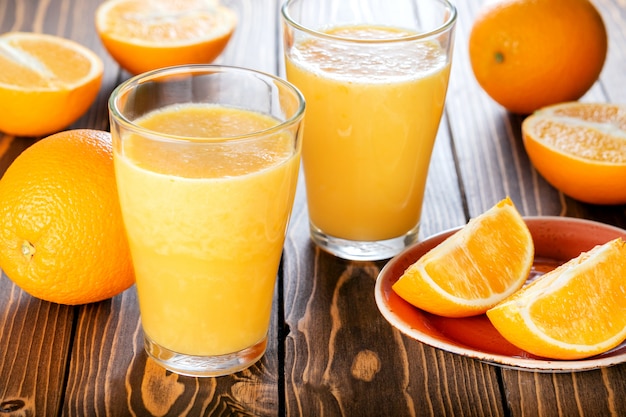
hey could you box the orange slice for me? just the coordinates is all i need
[0,32,103,137]
[522,102,626,205]
[487,238,626,360]
[392,197,533,318]
[95,0,237,75]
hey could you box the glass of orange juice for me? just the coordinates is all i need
[281,0,457,261]
[108,65,305,377]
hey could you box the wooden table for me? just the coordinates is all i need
[2,0,626,415]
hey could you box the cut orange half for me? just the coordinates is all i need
[522,102,626,205]
[487,238,626,360]
[0,32,103,137]
[95,0,237,75]
[392,197,533,318]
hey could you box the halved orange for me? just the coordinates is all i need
[392,197,533,318]
[522,102,626,205]
[487,238,626,360]
[95,0,237,75]
[0,32,103,137]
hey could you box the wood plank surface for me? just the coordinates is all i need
[1,0,626,415]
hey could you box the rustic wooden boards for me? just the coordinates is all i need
[1,0,626,415]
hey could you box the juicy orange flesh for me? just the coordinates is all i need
[100,1,233,43]
[422,205,531,298]
[529,118,626,164]
[488,238,626,354]
[0,37,94,88]
[525,242,626,345]
[546,103,626,130]
[392,197,532,318]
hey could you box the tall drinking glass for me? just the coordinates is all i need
[108,65,305,377]
[281,0,457,261]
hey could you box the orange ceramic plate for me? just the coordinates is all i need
[375,216,626,372]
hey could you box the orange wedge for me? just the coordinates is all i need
[0,32,103,137]
[95,0,237,75]
[392,197,533,318]
[522,102,626,205]
[487,238,626,360]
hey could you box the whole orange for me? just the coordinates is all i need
[0,129,135,305]
[468,0,607,114]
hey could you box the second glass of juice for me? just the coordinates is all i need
[281,0,457,261]
[108,65,305,377]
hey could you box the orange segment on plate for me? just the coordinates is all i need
[392,197,533,318]
[0,32,103,136]
[522,102,626,205]
[95,0,237,75]
[487,238,626,360]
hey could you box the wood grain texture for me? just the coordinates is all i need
[0,274,73,417]
[1,0,626,415]
[502,367,626,417]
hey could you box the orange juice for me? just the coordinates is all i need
[285,25,451,241]
[114,104,300,356]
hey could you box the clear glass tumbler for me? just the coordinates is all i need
[108,65,305,377]
[282,0,457,261]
